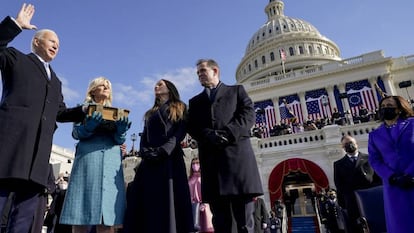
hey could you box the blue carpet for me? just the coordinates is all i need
[290,216,317,233]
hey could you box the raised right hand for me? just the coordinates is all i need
[15,3,37,30]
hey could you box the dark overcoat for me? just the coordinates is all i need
[368,117,414,233]
[187,83,263,202]
[123,102,194,233]
[333,152,381,232]
[0,16,84,188]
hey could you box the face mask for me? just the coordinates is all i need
[380,107,399,121]
[192,163,200,172]
[58,182,68,190]
[344,142,357,153]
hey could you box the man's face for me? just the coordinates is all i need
[33,31,59,62]
[196,62,219,88]
[341,136,358,154]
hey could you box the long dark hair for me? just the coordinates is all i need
[378,95,414,120]
[144,79,187,122]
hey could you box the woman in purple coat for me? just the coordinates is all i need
[368,95,414,233]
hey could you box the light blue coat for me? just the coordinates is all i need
[60,121,126,225]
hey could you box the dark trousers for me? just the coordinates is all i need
[0,189,40,233]
[209,196,255,233]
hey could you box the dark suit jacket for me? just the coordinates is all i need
[253,198,269,233]
[333,152,381,230]
[188,82,263,202]
[0,16,84,189]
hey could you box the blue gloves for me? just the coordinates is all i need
[84,111,103,132]
[116,116,131,135]
[389,174,414,189]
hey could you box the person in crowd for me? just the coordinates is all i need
[44,174,71,233]
[358,105,369,123]
[268,211,281,233]
[0,4,86,233]
[304,119,318,131]
[188,157,214,233]
[187,59,263,233]
[123,79,193,233]
[253,197,269,233]
[334,135,381,233]
[319,190,344,233]
[60,77,131,233]
[331,107,343,125]
[368,95,414,233]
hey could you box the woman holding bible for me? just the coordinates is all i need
[60,77,131,233]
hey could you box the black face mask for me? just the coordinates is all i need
[344,142,357,154]
[380,107,399,121]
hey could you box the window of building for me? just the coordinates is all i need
[308,46,313,54]
[289,47,294,56]
[262,56,266,64]
[270,52,275,61]
[299,46,304,54]
[254,60,258,68]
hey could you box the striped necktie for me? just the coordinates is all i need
[44,62,51,79]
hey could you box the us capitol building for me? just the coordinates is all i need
[51,0,414,219]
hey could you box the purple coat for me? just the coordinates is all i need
[368,117,414,233]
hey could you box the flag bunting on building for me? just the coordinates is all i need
[254,99,276,138]
[305,88,333,120]
[346,80,377,116]
[279,94,304,124]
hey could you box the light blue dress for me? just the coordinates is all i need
[60,120,127,226]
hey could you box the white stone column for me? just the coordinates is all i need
[338,83,351,112]
[272,97,281,124]
[382,73,397,95]
[298,91,307,122]
[368,77,380,107]
[326,85,337,110]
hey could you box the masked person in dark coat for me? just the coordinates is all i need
[0,4,85,233]
[334,135,381,233]
[123,79,194,233]
[188,59,263,233]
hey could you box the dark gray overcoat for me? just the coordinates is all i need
[0,16,84,189]
[188,83,263,202]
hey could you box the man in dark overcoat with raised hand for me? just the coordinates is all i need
[0,4,85,232]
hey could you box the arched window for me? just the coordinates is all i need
[262,56,266,64]
[289,47,294,56]
[270,52,275,61]
[254,60,258,68]
[248,64,251,72]
[299,46,304,54]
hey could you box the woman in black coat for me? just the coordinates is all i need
[123,79,194,233]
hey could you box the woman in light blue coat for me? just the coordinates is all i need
[368,95,414,233]
[60,77,131,233]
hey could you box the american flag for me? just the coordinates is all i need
[279,48,287,62]
[305,89,332,120]
[254,99,276,138]
[346,80,377,116]
[279,94,304,124]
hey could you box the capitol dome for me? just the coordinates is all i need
[236,0,341,83]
